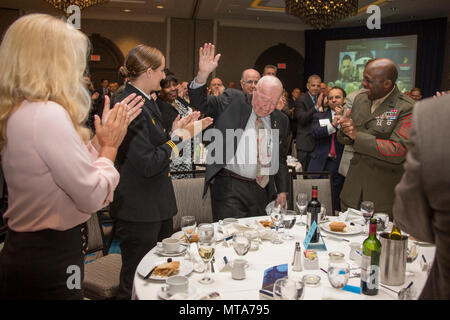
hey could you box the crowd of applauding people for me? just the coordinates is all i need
[0,13,449,300]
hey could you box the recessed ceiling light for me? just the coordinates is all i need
[156,5,164,9]
[123,9,131,13]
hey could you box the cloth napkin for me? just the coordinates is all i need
[221,221,277,242]
[189,242,206,273]
[322,287,363,300]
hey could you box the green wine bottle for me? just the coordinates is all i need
[361,218,382,295]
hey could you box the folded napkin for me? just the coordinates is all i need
[189,242,206,273]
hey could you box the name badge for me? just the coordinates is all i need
[319,119,331,127]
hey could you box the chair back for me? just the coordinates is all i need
[291,172,335,216]
[172,177,213,231]
[85,212,107,257]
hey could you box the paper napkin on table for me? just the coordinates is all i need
[220,221,277,242]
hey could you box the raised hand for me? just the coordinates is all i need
[196,43,221,84]
[173,117,214,142]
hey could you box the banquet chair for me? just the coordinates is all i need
[290,171,335,216]
[83,211,122,300]
[171,176,213,231]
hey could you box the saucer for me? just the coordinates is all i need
[158,286,197,300]
[155,246,187,257]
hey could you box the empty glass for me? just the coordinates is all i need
[327,252,350,289]
[296,192,308,225]
[270,207,284,244]
[181,216,196,260]
[360,201,374,234]
[197,223,215,284]
[273,277,305,300]
[281,210,297,240]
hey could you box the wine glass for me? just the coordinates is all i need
[270,207,284,244]
[181,216,196,259]
[232,232,250,262]
[360,201,374,234]
[197,223,215,284]
[296,193,308,225]
[273,277,305,300]
[281,210,297,240]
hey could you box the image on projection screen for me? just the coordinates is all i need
[324,35,417,95]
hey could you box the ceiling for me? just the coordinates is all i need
[1,0,449,30]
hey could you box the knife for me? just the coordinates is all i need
[143,266,157,280]
[143,258,172,280]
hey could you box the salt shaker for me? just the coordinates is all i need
[292,242,304,272]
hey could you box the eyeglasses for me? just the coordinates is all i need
[245,80,258,85]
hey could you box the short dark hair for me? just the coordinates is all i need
[342,55,352,62]
[329,86,346,98]
[160,73,178,88]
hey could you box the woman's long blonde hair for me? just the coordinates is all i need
[0,13,92,150]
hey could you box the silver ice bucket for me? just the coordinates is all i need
[379,232,408,286]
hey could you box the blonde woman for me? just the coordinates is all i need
[0,14,143,299]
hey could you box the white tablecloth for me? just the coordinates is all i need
[132,216,435,300]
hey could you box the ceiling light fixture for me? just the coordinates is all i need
[285,0,359,29]
[43,0,110,14]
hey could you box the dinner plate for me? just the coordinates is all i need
[136,258,194,281]
[172,231,222,243]
[320,221,363,235]
[157,286,197,300]
[154,245,187,257]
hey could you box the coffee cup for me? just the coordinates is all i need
[231,258,247,280]
[162,238,180,253]
[165,275,189,295]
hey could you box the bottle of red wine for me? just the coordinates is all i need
[361,218,382,295]
[306,186,321,243]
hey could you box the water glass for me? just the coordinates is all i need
[327,252,350,289]
[360,201,374,234]
[273,277,305,300]
[270,207,284,244]
[181,216,196,259]
[233,232,250,257]
[296,192,308,225]
[281,210,296,240]
[244,230,260,251]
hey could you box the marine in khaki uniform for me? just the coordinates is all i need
[337,58,415,217]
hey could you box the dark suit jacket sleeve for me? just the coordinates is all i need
[393,106,434,243]
[311,113,333,140]
[120,113,182,178]
[294,97,315,127]
[274,113,290,194]
[188,82,233,118]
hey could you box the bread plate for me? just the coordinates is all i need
[137,257,193,281]
[320,221,363,235]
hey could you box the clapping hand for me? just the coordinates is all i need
[196,43,221,84]
[338,108,357,139]
[171,111,214,141]
[332,105,343,128]
[101,93,144,125]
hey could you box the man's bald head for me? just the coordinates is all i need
[240,68,261,95]
[252,75,283,117]
[362,58,398,100]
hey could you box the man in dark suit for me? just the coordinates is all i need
[294,74,322,171]
[189,44,290,221]
[308,87,346,211]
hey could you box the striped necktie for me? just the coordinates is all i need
[255,117,269,188]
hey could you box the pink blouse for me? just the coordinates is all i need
[1,100,119,232]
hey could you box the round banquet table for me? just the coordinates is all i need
[132,215,435,300]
